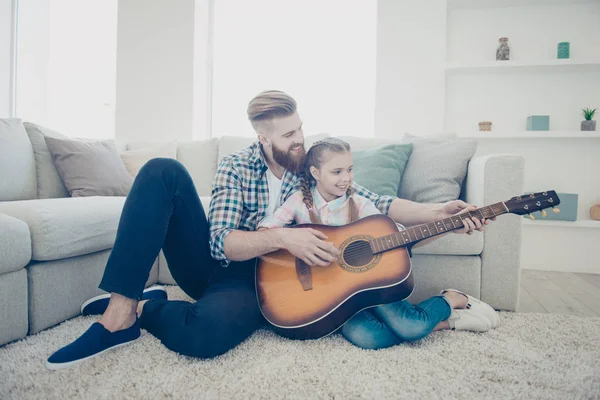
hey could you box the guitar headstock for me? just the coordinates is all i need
[505,190,561,217]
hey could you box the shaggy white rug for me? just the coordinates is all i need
[1,286,599,400]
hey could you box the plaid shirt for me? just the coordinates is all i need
[208,141,395,266]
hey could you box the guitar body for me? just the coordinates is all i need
[256,214,414,340]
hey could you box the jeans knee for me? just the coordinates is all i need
[138,157,187,180]
[392,321,430,342]
[341,323,382,350]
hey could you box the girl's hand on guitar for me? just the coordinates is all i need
[441,200,496,235]
[281,228,341,267]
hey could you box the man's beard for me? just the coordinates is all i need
[272,142,306,174]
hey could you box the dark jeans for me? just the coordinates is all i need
[99,158,263,359]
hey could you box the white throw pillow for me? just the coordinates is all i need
[120,143,178,177]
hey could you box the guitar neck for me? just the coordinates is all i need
[370,202,509,254]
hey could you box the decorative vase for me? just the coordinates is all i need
[591,204,600,221]
[478,121,492,131]
[496,37,510,61]
[557,42,570,59]
[581,120,596,131]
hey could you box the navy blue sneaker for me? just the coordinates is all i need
[81,285,168,316]
[46,318,141,370]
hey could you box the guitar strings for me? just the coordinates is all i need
[342,209,500,258]
[326,205,504,260]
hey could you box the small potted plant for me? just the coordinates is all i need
[581,107,597,131]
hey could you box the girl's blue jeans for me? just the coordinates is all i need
[341,296,452,349]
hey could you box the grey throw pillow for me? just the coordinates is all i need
[398,136,477,203]
[23,122,70,199]
[44,136,133,197]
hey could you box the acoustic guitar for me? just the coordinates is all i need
[256,190,561,340]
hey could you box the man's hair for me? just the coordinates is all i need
[247,90,297,131]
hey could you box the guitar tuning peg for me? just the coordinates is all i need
[529,214,535,220]
[541,210,547,217]
[552,207,560,213]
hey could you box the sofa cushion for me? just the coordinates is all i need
[0,269,28,345]
[0,119,37,201]
[0,197,126,261]
[44,136,134,197]
[23,122,70,199]
[398,135,478,203]
[127,139,219,197]
[0,213,32,274]
[177,139,219,197]
[217,136,260,164]
[120,142,178,177]
[411,230,483,256]
[352,144,413,197]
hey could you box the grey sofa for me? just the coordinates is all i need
[0,119,525,346]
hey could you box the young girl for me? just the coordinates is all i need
[258,137,499,349]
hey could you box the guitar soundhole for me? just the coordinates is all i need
[343,240,374,267]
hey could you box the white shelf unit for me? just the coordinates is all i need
[448,0,600,11]
[445,0,600,274]
[523,219,600,228]
[446,60,600,73]
[459,131,599,139]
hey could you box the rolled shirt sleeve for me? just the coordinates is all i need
[208,158,245,266]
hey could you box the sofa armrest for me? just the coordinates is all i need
[0,212,32,274]
[464,154,525,311]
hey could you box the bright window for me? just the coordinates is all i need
[15,0,118,139]
[210,0,377,138]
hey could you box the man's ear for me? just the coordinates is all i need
[258,135,269,147]
[309,166,319,181]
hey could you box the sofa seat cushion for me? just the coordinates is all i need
[0,197,126,261]
[411,230,483,256]
[0,213,32,274]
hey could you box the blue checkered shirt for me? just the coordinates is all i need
[208,141,395,266]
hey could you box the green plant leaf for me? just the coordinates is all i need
[581,107,597,120]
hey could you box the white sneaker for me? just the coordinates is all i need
[447,309,492,332]
[441,289,500,328]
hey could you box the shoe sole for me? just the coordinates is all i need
[80,286,167,315]
[45,336,139,371]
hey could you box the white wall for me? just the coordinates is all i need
[192,0,212,140]
[375,0,447,138]
[115,0,196,144]
[14,0,49,124]
[375,1,600,274]
[0,0,15,117]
